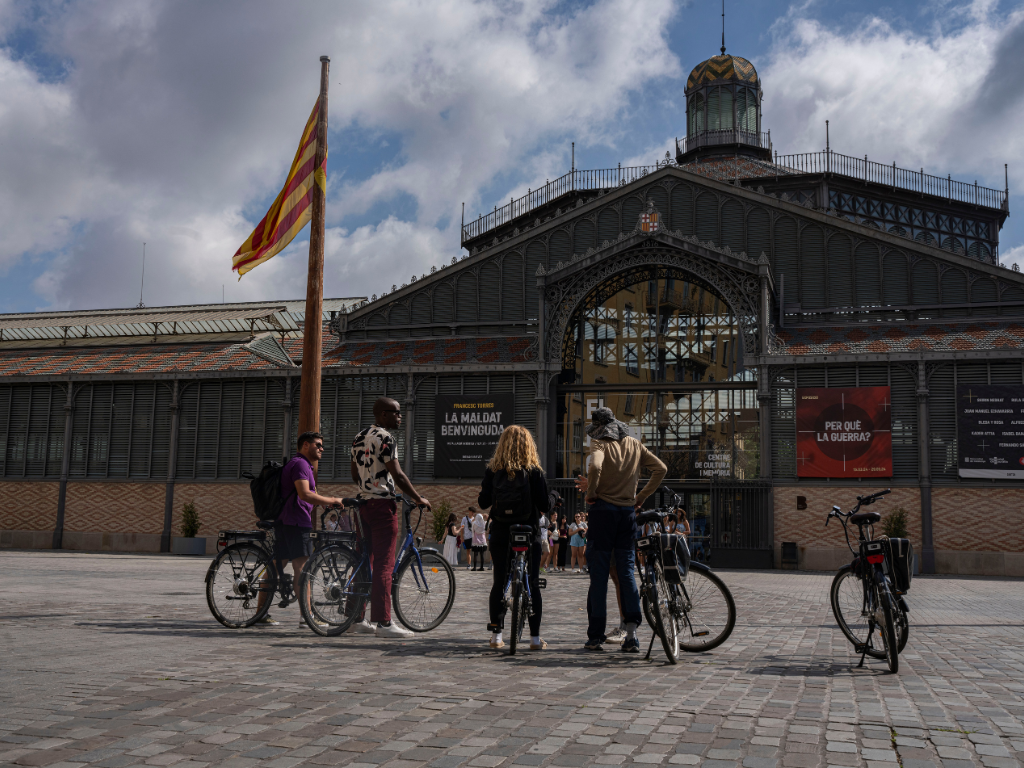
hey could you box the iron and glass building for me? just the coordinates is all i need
[2,51,1022,574]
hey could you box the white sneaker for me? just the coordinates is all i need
[375,622,414,638]
[352,619,377,634]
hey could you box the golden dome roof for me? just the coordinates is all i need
[686,54,759,91]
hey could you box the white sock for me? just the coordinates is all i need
[625,622,638,640]
[491,632,502,643]
[531,635,541,645]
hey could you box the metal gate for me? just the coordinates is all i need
[548,478,774,570]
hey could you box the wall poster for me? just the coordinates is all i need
[795,386,892,478]
[957,384,1024,479]
[433,394,514,478]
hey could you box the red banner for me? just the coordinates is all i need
[796,387,892,477]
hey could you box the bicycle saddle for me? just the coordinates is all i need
[635,510,665,525]
[256,520,275,530]
[850,510,881,526]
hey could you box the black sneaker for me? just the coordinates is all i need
[620,636,640,653]
[583,638,605,651]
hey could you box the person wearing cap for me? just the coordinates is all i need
[575,406,666,653]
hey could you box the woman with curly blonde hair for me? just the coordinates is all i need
[478,425,550,650]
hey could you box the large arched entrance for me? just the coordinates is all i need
[552,268,771,568]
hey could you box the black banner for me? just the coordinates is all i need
[433,395,514,478]
[957,384,1024,479]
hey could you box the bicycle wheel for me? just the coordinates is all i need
[646,563,679,664]
[509,579,526,655]
[392,550,456,632]
[831,566,886,659]
[641,590,657,632]
[894,598,909,653]
[205,542,277,628]
[676,563,736,652]
[879,587,899,674]
[300,545,368,637]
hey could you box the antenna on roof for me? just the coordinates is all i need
[721,0,726,54]
[136,242,146,309]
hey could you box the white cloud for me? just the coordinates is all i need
[0,0,680,310]
[761,2,1024,197]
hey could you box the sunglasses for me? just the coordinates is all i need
[313,443,324,450]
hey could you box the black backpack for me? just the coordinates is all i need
[247,460,293,522]
[491,469,534,524]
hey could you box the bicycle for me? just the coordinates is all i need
[635,496,737,663]
[826,488,910,674]
[298,495,457,636]
[491,524,546,655]
[204,521,298,628]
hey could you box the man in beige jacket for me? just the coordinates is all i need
[576,407,666,652]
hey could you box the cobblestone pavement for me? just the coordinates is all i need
[1,551,1022,768]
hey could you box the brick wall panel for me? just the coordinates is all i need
[65,483,165,534]
[172,484,253,537]
[932,488,1024,552]
[0,482,60,531]
[774,486,922,552]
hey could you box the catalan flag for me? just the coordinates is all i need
[232,99,327,277]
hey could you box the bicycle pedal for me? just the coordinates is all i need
[693,631,710,637]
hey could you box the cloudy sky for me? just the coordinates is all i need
[1,0,1022,313]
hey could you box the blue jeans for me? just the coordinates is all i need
[585,500,643,641]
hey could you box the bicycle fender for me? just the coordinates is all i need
[416,547,441,555]
[203,561,218,584]
[688,561,713,576]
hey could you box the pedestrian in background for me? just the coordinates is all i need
[548,513,561,573]
[462,508,476,568]
[569,511,587,573]
[443,513,462,565]
[471,512,487,570]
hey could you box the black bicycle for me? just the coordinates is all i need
[298,496,456,636]
[205,521,295,628]
[493,524,544,655]
[826,489,910,674]
[635,497,736,663]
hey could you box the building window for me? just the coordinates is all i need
[624,344,638,376]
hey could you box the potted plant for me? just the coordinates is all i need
[882,506,918,574]
[431,499,454,546]
[171,501,206,555]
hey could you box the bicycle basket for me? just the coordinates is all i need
[883,537,913,594]
[660,533,690,584]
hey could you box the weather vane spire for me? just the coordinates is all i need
[721,0,726,54]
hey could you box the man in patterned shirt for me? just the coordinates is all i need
[349,396,431,638]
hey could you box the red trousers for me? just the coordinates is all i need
[359,498,398,624]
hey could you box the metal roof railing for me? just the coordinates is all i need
[774,149,1008,211]
[462,163,670,245]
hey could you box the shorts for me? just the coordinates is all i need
[570,534,586,548]
[274,524,313,561]
[464,539,473,550]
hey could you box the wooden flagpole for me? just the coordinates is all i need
[298,55,330,461]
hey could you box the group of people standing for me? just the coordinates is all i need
[268,394,671,654]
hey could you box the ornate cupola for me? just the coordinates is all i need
[676,47,771,164]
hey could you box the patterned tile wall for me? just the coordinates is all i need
[932,488,1024,552]
[773,486,922,552]
[0,482,60,531]
[65,483,165,534]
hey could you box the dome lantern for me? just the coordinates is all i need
[677,53,771,164]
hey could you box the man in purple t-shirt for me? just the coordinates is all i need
[257,431,344,626]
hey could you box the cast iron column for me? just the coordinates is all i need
[917,361,935,573]
[52,381,75,550]
[160,380,181,553]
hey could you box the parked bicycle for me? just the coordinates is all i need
[205,521,296,628]
[298,495,457,636]
[826,489,912,674]
[495,524,546,655]
[634,495,737,663]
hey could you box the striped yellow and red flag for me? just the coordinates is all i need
[232,99,327,277]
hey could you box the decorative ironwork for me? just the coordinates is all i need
[544,237,762,367]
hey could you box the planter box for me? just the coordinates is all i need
[171,537,207,555]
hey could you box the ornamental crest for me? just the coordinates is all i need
[639,200,660,233]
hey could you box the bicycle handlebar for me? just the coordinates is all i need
[856,488,891,505]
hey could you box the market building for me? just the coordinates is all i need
[2,50,1022,575]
